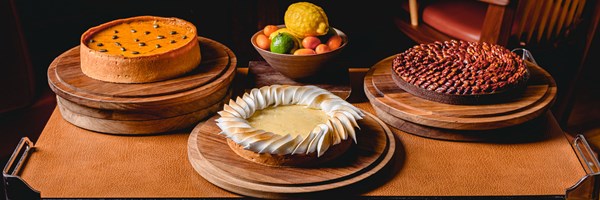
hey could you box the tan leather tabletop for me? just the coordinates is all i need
[19,68,585,198]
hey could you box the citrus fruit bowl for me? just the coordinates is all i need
[251,26,348,80]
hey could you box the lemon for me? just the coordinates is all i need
[284,2,329,37]
[270,32,298,54]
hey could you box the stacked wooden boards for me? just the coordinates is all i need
[364,55,557,141]
[48,37,236,134]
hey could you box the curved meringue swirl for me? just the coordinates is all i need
[216,85,365,157]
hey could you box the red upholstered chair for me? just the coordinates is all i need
[0,0,56,164]
[396,0,515,46]
[395,0,591,47]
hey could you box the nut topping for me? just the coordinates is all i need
[392,40,527,95]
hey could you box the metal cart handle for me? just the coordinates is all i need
[566,134,600,199]
[2,137,40,200]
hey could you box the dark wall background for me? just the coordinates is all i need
[14,0,413,94]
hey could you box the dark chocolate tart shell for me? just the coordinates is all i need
[391,67,530,105]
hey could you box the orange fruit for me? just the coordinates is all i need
[255,34,271,50]
[315,44,331,54]
[293,48,317,55]
[302,36,321,49]
[263,25,279,37]
[327,35,342,50]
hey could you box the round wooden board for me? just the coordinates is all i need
[55,37,230,98]
[187,111,396,198]
[371,105,549,142]
[55,87,228,120]
[57,91,229,135]
[48,37,237,112]
[365,55,556,132]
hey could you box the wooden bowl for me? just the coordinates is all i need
[251,26,348,80]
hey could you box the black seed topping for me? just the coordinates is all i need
[131,29,137,33]
[170,40,176,44]
[99,49,107,52]
[114,30,119,34]
[97,43,104,47]
[170,31,177,35]
[120,47,126,51]
[112,35,118,39]
[134,38,139,42]
[115,42,121,46]
[89,39,95,43]
[182,35,187,39]
[139,42,146,46]
[131,51,139,54]
[145,31,150,35]
[157,35,165,39]
[155,44,161,48]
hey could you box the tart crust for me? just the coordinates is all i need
[227,138,352,167]
[80,16,201,83]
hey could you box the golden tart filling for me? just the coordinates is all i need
[247,105,329,138]
[216,85,365,158]
[84,18,195,57]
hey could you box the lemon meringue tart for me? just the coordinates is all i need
[216,85,365,167]
[80,16,201,83]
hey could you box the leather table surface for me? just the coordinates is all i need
[19,69,585,198]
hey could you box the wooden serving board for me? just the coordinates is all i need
[187,111,396,198]
[364,55,557,140]
[249,61,351,100]
[48,36,236,115]
[57,91,229,134]
[55,37,230,98]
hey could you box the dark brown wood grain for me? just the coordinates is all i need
[371,105,550,142]
[56,89,229,121]
[187,111,396,198]
[364,55,557,134]
[57,94,227,135]
[55,38,230,98]
[248,61,351,100]
[480,3,514,46]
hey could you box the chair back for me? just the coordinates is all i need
[514,0,588,45]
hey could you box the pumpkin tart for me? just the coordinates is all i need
[80,16,201,83]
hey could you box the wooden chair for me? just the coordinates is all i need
[512,0,589,46]
[397,0,589,47]
[397,0,514,46]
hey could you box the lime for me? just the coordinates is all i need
[270,32,298,54]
